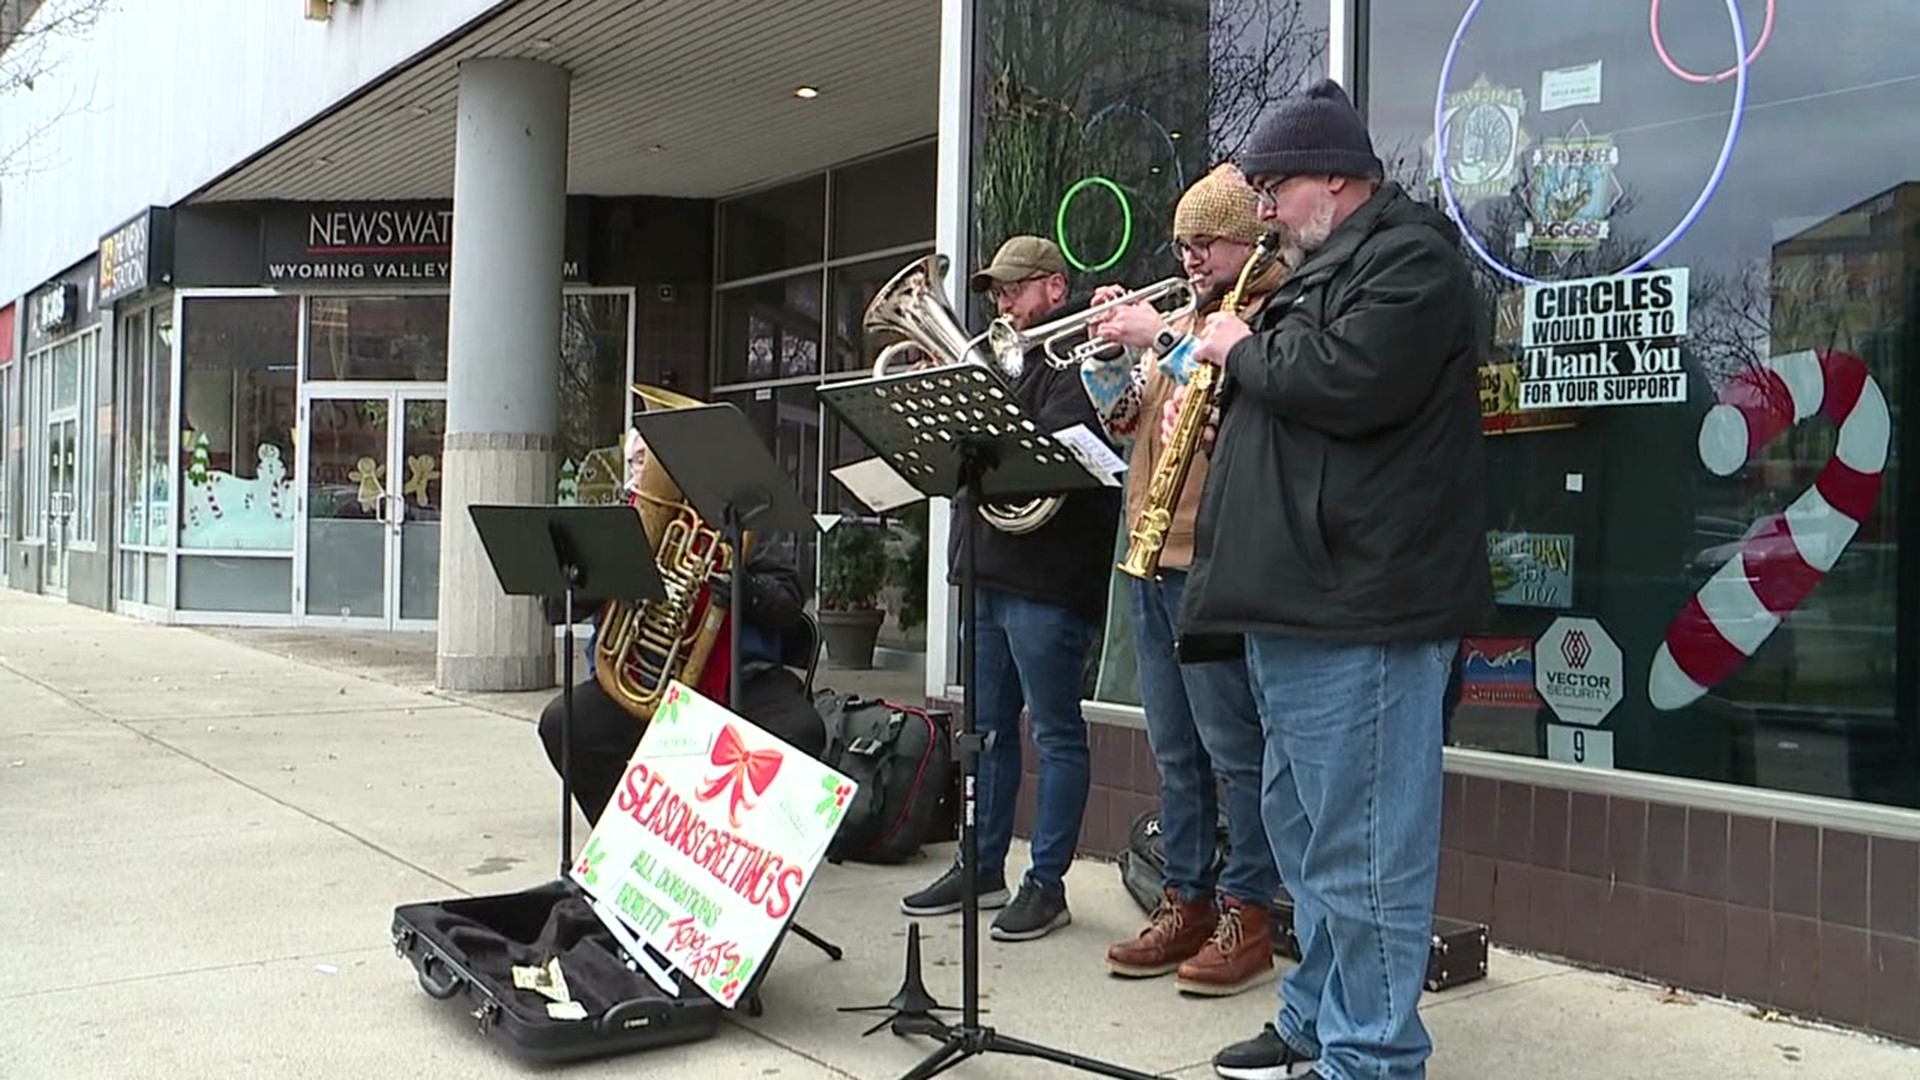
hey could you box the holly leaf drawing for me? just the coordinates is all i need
[575,836,607,886]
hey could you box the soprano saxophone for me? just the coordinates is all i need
[1117,234,1278,580]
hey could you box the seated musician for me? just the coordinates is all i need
[536,437,826,827]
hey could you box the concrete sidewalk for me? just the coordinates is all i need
[2,589,1916,1079]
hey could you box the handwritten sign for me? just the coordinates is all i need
[569,681,856,1008]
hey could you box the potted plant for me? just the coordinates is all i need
[818,522,890,669]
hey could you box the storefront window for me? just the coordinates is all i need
[119,310,148,551]
[968,0,1329,704]
[306,296,450,381]
[557,291,632,505]
[1366,0,1916,808]
[714,144,939,642]
[178,296,299,554]
[148,309,175,560]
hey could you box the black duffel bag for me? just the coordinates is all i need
[1117,807,1230,913]
[813,691,954,865]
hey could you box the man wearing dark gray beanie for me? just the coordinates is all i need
[1172,78,1493,1080]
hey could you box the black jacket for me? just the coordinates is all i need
[1180,183,1494,645]
[947,315,1123,626]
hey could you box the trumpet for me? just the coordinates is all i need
[985,277,1197,375]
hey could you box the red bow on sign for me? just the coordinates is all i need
[697,724,784,828]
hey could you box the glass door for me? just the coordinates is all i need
[44,417,77,595]
[297,388,447,628]
[393,393,446,627]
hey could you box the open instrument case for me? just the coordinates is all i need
[390,877,793,1063]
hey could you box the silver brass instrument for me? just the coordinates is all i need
[866,254,1003,377]
[859,252,1063,534]
[985,277,1197,376]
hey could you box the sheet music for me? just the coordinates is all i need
[831,456,926,512]
[1051,424,1126,487]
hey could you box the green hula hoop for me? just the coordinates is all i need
[1055,177,1133,273]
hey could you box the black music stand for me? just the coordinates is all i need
[630,402,845,970]
[818,365,1161,1080]
[468,503,663,876]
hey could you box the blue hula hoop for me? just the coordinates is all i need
[1435,0,1750,285]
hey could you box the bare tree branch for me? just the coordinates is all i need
[1,0,114,180]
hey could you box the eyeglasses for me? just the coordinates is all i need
[1252,177,1293,208]
[1175,237,1218,261]
[989,275,1045,302]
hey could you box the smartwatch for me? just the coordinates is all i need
[1152,326,1182,355]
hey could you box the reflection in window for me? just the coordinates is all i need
[971,0,1327,333]
[306,296,450,381]
[178,297,299,553]
[717,385,822,595]
[557,293,632,505]
[828,252,934,373]
[716,276,823,384]
[971,0,1328,705]
[1369,0,1915,807]
[720,175,827,281]
[119,310,148,549]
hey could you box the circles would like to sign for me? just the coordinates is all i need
[1434,0,1752,285]
[1651,0,1775,84]
[1055,177,1134,273]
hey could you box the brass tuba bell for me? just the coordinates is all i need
[591,382,737,721]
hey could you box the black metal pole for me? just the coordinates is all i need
[561,585,575,877]
[958,451,981,1031]
[727,507,746,715]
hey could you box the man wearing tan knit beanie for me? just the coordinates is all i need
[1077,162,1285,999]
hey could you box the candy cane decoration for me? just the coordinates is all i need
[1648,350,1889,710]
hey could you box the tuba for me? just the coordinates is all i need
[860,252,1061,534]
[592,383,738,720]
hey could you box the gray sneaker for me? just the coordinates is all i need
[900,862,1010,916]
[989,880,1071,942]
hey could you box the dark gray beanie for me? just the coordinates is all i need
[1238,79,1383,181]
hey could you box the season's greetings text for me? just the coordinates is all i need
[616,762,807,921]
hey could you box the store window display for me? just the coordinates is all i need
[1364,0,1915,808]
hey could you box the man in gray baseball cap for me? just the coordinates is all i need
[900,232,1121,944]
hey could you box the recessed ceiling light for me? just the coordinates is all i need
[649,143,665,152]
[793,85,819,99]
[529,37,556,49]
[1169,131,1182,140]
[409,105,431,117]
[314,156,334,167]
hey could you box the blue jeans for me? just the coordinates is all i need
[969,586,1098,892]
[1245,634,1455,1080]
[1130,571,1276,905]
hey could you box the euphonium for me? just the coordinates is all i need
[592,382,737,720]
[1117,234,1280,581]
[859,252,1062,535]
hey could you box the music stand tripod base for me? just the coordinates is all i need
[818,367,1161,1080]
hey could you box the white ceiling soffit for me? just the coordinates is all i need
[196,0,939,203]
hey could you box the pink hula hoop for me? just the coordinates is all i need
[1651,0,1775,83]
[1648,350,1890,711]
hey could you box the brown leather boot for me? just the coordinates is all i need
[1175,895,1275,996]
[1107,886,1216,978]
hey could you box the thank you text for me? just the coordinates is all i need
[1519,268,1689,410]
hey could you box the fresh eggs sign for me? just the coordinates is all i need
[1519,268,1689,410]
[257,199,592,284]
[570,681,856,1008]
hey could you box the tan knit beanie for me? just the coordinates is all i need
[1173,163,1265,244]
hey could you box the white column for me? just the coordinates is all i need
[436,57,571,692]
[924,0,975,702]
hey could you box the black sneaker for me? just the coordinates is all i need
[1211,1023,1318,1079]
[900,862,1010,916]
[988,880,1071,941]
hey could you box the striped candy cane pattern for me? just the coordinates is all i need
[1648,349,1890,710]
